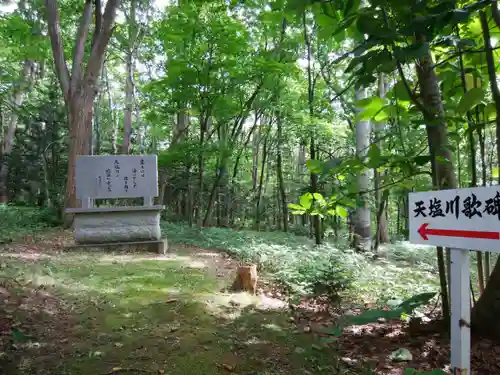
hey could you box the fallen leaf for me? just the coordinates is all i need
[166,298,178,303]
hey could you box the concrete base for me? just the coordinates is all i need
[67,207,163,244]
[65,239,168,255]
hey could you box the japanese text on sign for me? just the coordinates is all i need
[413,192,500,220]
[408,186,500,252]
[75,155,159,199]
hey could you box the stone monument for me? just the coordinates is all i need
[65,154,167,254]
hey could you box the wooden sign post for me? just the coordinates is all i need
[409,185,500,374]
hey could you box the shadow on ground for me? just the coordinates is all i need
[0,240,340,375]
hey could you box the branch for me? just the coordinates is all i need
[91,0,102,48]
[85,0,120,81]
[380,8,429,118]
[71,0,93,91]
[44,0,70,103]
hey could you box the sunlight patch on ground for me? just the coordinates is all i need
[200,291,286,319]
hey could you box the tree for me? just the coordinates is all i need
[44,0,120,226]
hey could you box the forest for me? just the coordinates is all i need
[1,0,500,374]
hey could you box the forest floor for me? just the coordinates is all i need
[0,230,341,375]
[0,213,500,374]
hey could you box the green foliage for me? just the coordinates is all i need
[0,206,54,242]
[161,222,439,302]
[307,257,354,303]
[404,369,447,375]
[457,87,485,115]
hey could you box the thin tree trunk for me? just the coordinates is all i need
[373,73,389,249]
[276,111,288,232]
[252,115,260,191]
[255,129,269,230]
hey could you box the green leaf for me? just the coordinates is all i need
[335,206,348,217]
[355,96,384,110]
[306,159,323,174]
[397,292,436,314]
[346,308,404,325]
[343,0,361,17]
[457,88,485,115]
[394,43,429,62]
[492,167,499,178]
[366,144,381,168]
[11,327,29,342]
[288,203,305,210]
[393,80,413,102]
[485,102,497,120]
[312,193,325,202]
[300,193,313,210]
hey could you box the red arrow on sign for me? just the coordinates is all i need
[418,223,500,241]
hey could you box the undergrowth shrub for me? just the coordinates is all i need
[35,206,63,226]
[161,222,439,302]
[0,205,53,242]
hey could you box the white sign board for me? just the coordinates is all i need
[408,185,500,374]
[409,185,500,252]
[75,155,159,199]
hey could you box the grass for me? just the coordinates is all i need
[0,205,490,305]
[162,221,499,304]
[0,249,341,375]
[162,222,442,304]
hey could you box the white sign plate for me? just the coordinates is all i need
[409,185,500,252]
[75,155,159,199]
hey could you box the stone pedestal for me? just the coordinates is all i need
[66,205,164,244]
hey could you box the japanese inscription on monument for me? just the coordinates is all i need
[75,155,159,200]
[409,186,500,252]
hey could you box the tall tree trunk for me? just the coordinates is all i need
[410,30,457,324]
[122,0,140,154]
[303,10,321,245]
[354,87,372,252]
[45,0,120,227]
[104,64,118,154]
[0,60,34,203]
[477,113,490,281]
[196,115,210,226]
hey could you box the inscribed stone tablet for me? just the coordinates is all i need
[75,155,159,199]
